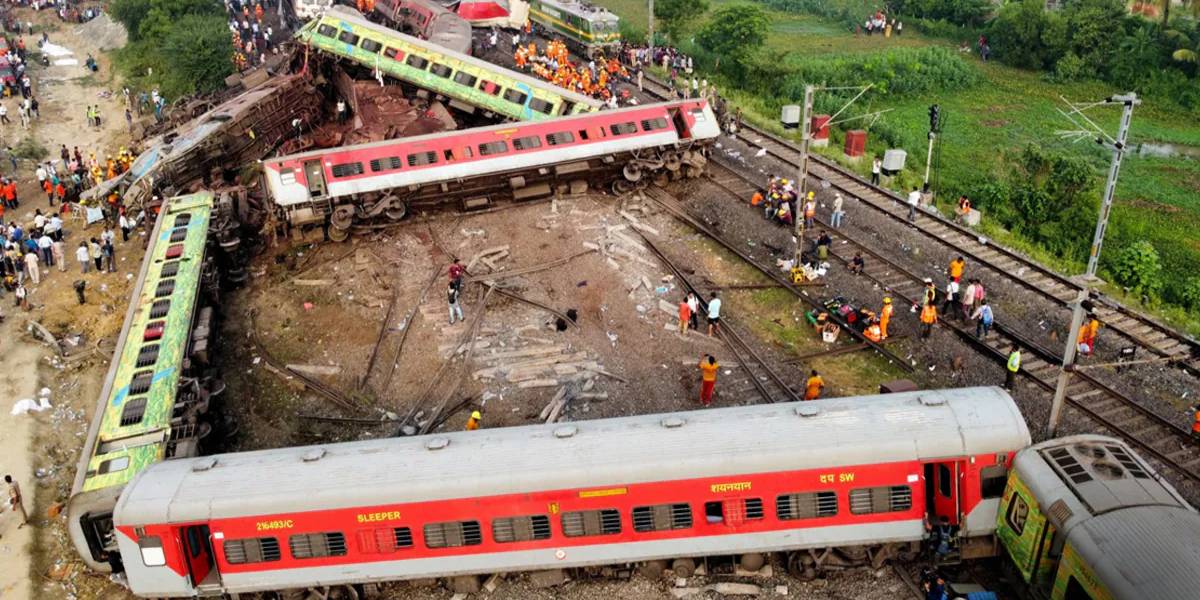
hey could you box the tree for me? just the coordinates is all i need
[1110,240,1163,297]
[1063,0,1127,78]
[696,4,769,65]
[161,14,235,97]
[110,0,153,41]
[654,0,709,43]
[987,0,1067,70]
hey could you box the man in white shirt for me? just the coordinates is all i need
[706,292,722,337]
[37,232,52,266]
[907,188,921,223]
[76,242,90,273]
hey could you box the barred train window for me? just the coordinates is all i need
[848,486,912,515]
[429,63,453,78]
[331,163,364,178]
[424,521,482,548]
[561,509,621,537]
[289,532,347,559]
[492,515,552,543]
[223,537,281,564]
[370,157,403,173]
[453,71,478,87]
[384,47,404,61]
[407,151,437,167]
[641,117,669,131]
[513,136,542,151]
[529,98,555,115]
[360,38,383,54]
[776,491,838,520]
[406,55,429,70]
[546,131,575,146]
[503,89,528,105]
[632,503,692,532]
[609,122,637,136]
[478,141,509,156]
[355,527,413,553]
[316,24,336,38]
[336,31,359,46]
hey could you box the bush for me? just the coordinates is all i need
[1109,240,1163,297]
[110,0,232,98]
[1179,277,1200,310]
[1050,52,1088,82]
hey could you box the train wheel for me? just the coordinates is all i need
[638,559,668,579]
[653,172,671,187]
[623,163,643,182]
[330,205,355,230]
[612,179,635,195]
[383,195,408,221]
[671,557,695,578]
[664,152,682,172]
[786,552,817,581]
[739,553,766,572]
[327,226,350,243]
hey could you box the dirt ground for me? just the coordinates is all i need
[0,8,140,600]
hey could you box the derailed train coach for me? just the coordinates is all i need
[112,387,1031,597]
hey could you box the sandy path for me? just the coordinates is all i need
[0,11,130,600]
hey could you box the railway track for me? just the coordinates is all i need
[697,161,1200,486]
[640,75,1200,375]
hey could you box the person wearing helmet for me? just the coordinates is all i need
[880,296,893,340]
[465,411,482,431]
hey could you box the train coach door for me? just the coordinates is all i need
[182,524,217,589]
[304,160,328,199]
[669,108,693,140]
[923,461,961,527]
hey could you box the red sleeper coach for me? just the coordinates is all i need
[114,387,1030,597]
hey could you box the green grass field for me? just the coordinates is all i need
[595,1,1200,334]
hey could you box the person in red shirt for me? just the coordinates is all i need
[448,258,464,286]
[698,354,719,406]
[42,179,53,205]
[3,180,17,209]
[678,299,691,334]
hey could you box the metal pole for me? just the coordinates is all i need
[922,132,935,193]
[794,85,815,266]
[1046,93,1139,437]
[648,0,654,50]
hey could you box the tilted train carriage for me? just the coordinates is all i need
[68,193,235,572]
[372,0,473,56]
[997,435,1200,600]
[113,387,1030,597]
[299,6,599,122]
[261,99,717,236]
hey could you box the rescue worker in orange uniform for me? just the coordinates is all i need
[465,410,482,431]
[864,318,883,342]
[1192,404,1200,441]
[1077,314,1100,356]
[698,354,719,406]
[948,256,965,283]
[750,190,764,207]
[804,370,824,400]
[880,296,894,340]
[920,303,938,339]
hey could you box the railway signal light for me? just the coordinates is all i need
[928,104,940,133]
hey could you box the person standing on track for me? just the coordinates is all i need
[1191,404,1200,442]
[1005,345,1021,391]
[907,188,921,223]
[880,296,893,340]
[698,354,719,406]
[923,278,937,306]
[830,192,845,228]
[919,302,937,339]
[686,292,699,332]
[678,297,691,334]
[972,300,993,339]
[947,256,965,283]
[942,277,960,322]
[871,156,882,185]
[706,292,722,337]
[804,370,824,400]
[1078,314,1100,357]
[447,283,464,325]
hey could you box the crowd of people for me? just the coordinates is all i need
[859,9,901,37]
[227,0,281,71]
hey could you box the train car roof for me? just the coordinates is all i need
[1013,435,1199,600]
[116,387,1030,524]
[262,99,708,165]
[311,6,600,107]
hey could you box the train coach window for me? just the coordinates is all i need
[223,537,281,564]
[289,532,348,559]
[316,24,337,38]
[632,503,693,532]
[453,71,478,87]
[161,261,180,278]
[135,344,160,368]
[980,465,1008,499]
[561,509,621,537]
[384,47,405,61]
[155,278,176,298]
[529,98,555,115]
[129,370,155,395]
[407,151,438,167]
[406,54,430,70]
[331,162,365,178]
[478,141,509,156]
[149,300,171,319]
[423,520,482,548]
[546,131,575,146]
[173,213,191,226]
[336,31,360,46]
[513,136,542,151]
[169,227,188,243]
[641,117,669,132]
[429,63,453,78]
[502,89,529,105]
[138,536,165,567]
[776,491,838,520]
[120,397,148,426]
[479,80,502,96]
[370,157,403,173]
[492,515,552,543]
[356,527,414,553]
[849,486,912,515]
[360,38,383,54]
[609,122,638,136]
[97,455,130,474]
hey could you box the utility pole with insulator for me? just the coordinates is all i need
[1046,92,1140,437]
[648,0,655,51]
[793,84,815,267]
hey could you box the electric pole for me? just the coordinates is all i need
[793,84,815,266]
[923,104,939,193]
[648,0,654,50]
[1046,92,1140,437]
